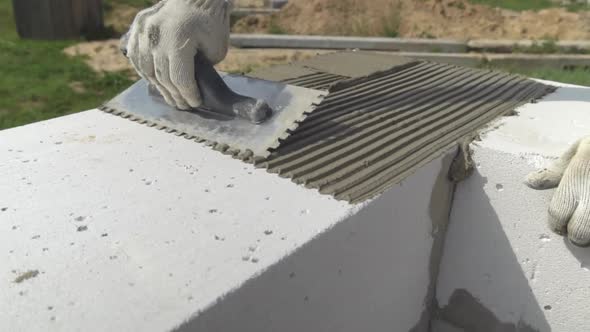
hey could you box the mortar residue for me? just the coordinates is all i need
[448,140,475,183]
[436,289,539,332]
[14,270,40,283]
[410,152,457,332]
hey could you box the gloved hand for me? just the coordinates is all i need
[525,137,590,247]
[121,0,233,110]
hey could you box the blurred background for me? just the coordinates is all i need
[1,0,590,130]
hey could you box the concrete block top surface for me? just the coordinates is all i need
[480,80,590,156]
[0,110,360,331]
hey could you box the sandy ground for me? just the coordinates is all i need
[68,0,590,80]
[104,3,142,35]
[104,0,269,36]
[63,40,327,77]
[233,0,590,40]
[103,0,590,41]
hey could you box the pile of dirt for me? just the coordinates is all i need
[63,40,324,77]
[233,0,590,40]
[103,0,267,36]
[64,40,135,74]
[104,3,142,36]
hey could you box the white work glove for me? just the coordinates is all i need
[121,0,233,110]
[525,137,590,246]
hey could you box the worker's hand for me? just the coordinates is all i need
[121,0,233,110]
[525,137,590,247]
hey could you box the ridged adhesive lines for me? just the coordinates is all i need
[324,76,531,198]
[342,82,549,202]
[258,60,555,202]
[267,68,499,177]
[281,72,512,188]
[267,64,477,161]
[282,72,348,90]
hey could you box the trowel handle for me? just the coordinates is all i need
[148,53,273,124]
[193,53,273,124]
[193,53,247,110]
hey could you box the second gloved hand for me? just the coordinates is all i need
[526,137,590,247]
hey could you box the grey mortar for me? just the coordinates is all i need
[410,152,457,332]
[250,51,555,203]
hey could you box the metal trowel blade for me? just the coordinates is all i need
[102,73,326,157]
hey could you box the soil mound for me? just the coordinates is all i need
[233,0,590,40]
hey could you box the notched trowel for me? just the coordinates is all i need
[102,53,326,158]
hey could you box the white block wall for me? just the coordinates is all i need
[2,79,589,332]
[0,110,455,332]
[177,154,455,332]
[436,81,590,332]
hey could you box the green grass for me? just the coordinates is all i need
[490,65,590,86]
[0,0,16,38]
[468,0,589,11]
[517,40,559,54]
[0,0,134,130]
[513,39,590,55]
[0,39,133,129]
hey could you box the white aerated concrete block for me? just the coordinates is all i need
[0,109,455,331]
[436,82,590,332]
[181,153,455,332]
